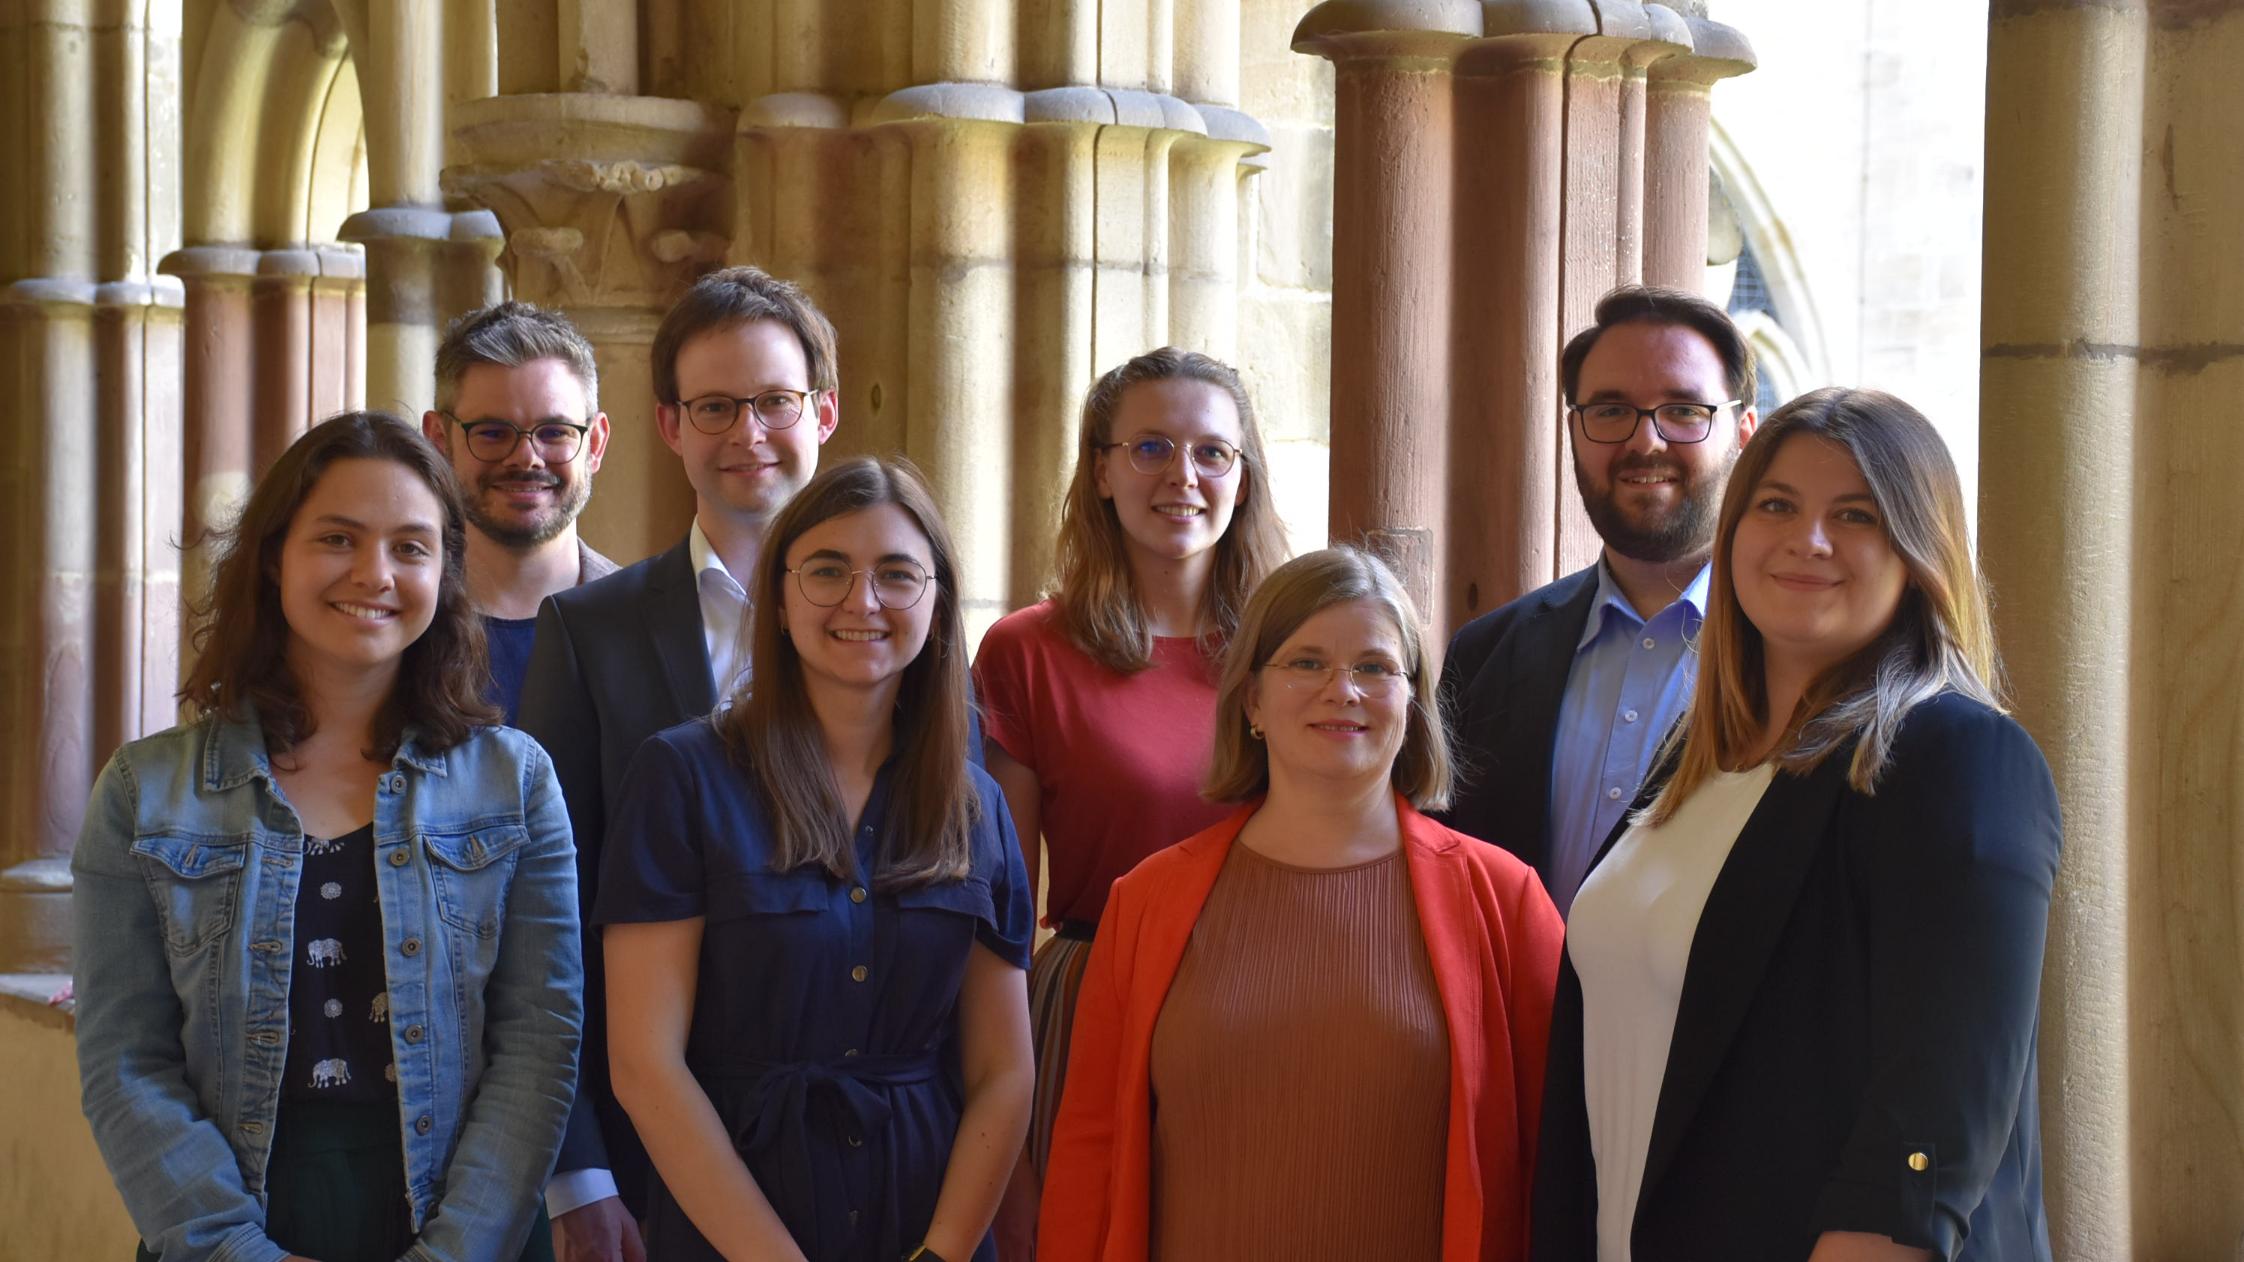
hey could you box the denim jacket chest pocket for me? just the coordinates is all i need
[422,823,530,939]
[130,833,252,956]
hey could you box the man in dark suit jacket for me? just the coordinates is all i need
[1439,287,1758,912]
[519,266,845,1262]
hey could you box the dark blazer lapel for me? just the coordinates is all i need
[1506,567,1602,873]
[1633,759,1850,1214]
[642,539,718,719]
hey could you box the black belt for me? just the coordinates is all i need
[1052,919,1097,942]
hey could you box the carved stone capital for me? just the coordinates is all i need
[444,94,737,312]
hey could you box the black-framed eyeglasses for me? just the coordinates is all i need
[680,389,815,435]
[1570,400,1740,445]
[1100,433,1241,478]
[441,412,591,464]
[1259,657,1411,696]
[787,557,933,610]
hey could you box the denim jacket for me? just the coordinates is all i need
[71,712,584,1262]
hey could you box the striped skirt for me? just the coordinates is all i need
[1026,925,1097,1175]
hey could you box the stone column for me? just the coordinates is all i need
[446,93,738,565]
[348,0,466,418]
[1297,0,1751,639]
[1448,25,1581,625]
[1643,12,1752,293]
[1297,18,1462,625]
[872,88,1022,637]
[1981,1,2244,1256]
[0,0,183,973]
[160,245,369,618]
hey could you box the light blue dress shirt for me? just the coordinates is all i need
[1544,559,1711,916]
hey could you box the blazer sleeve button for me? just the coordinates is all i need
[1907,1152,1930,1172]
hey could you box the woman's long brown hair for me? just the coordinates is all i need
[719,456,977,887]
[1051,347,1290,673]
[1641,387,2002,824]
[179,410,498,758]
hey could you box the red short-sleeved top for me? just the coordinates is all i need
[972,600,1234,927]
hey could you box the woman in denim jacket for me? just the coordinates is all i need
[72,412,583,1262]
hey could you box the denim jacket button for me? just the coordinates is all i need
[388,847,410,867]
[241,1120,263,1135]
[404,1024,424,1043]
[401,937,422,956]
[415,1115,432,1135]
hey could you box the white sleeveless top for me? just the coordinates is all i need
[1567,763,1777,1262]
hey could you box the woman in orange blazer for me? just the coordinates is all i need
[1039,546,1565,1261]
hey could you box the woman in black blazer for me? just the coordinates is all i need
[1531,387,2061,1262]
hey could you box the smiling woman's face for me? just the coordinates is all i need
[1094,377,1247,572]
[1246,598,1411,796]
[778,501,939,694]
[277,457,444,686]
[1729,434,1909,681]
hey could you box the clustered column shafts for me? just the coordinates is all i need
[445,0,1271,640]
[1981,0,2244,1255]
[0,0,185,973]
[158,245,368,632]
[1295,0,1751,640]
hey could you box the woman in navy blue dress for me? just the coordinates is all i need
[599,456,1035,1262]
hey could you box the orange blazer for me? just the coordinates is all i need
[1037,794,1565,1261]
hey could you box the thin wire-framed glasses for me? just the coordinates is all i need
[442,412,590,464]
[680,389,815,435]
[787,557,933,610]
[1571,400,1740,445]
[1260,657,1411,697]
[1100,433,1242,477]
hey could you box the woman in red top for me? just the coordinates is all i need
[972,347,1287,1248]
[1038,546,1563,1260]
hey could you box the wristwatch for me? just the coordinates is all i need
[904,1247,949,1262]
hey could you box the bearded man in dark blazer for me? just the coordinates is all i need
[1438,286,1759,914]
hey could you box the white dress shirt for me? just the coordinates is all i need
[689,517,753,701]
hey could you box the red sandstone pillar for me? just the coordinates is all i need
[1293,11,1473,627]
[1448,30,1580,624]
[1299,0,1751,640]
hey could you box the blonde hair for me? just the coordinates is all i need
[1051,347,1289,673]
[1642,387,2002,824]
[1203,546,1453,808]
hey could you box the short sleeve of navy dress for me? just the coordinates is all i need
[593,718,1033,1262]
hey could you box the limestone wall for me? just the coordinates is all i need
[1983,0,2244,1255]
[0,988,136,1258]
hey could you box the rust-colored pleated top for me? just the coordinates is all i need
[1147,841,1450,1259]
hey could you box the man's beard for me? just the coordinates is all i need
[1574,448,1734,565]
[467,471,591,549]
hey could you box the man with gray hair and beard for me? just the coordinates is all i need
[1439,285,1760,916]
[422,301,620,723]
